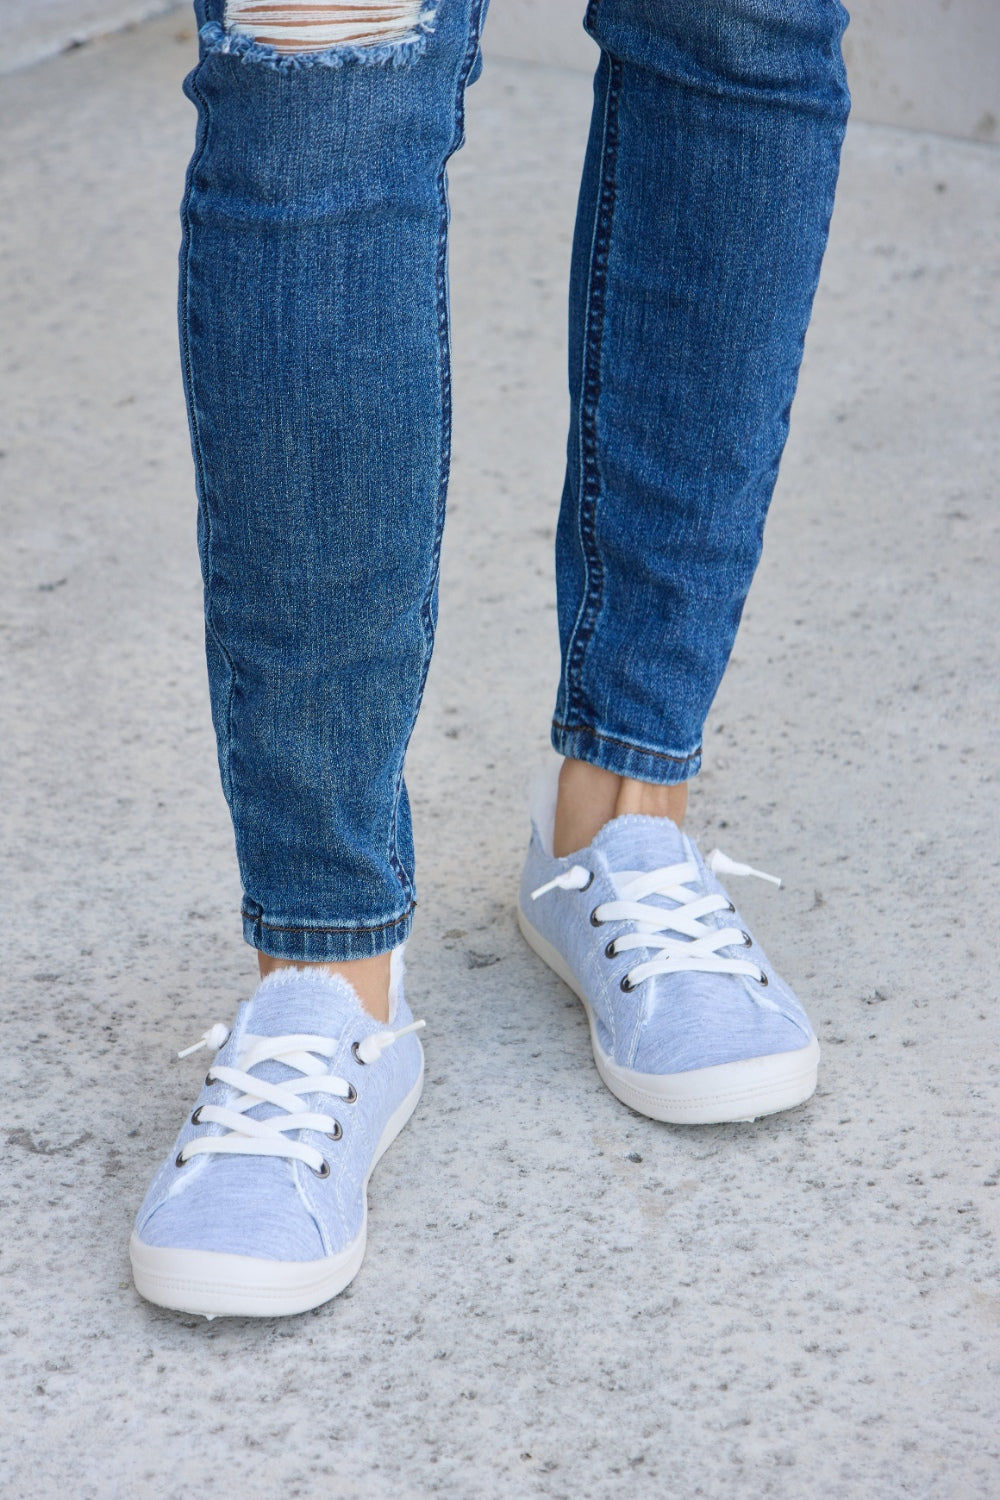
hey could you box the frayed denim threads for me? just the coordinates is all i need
[197,12,437,72]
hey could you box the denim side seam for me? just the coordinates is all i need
[198,12,438,71]
[179,57,239,812]
[768,103,850,472]
[558,50,623,732]
[385,0,490,904]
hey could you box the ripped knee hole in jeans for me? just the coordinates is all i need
[223,0,429,54]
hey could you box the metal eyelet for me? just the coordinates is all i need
[343,1083,358,1104]
[604,940,618,960]
[190,1105,204,1126]
[620,975,637,993]
[174,1150,188,1168]
[757,971,769,986]
[311,1160,331,1178]
[742,932,753,947]
[727,902,736,914]
[578,870,594,892]
[204,1073,214,1087]
[326,1121,343,1142]
[589,907,604,928]
[351,1041,367,1065]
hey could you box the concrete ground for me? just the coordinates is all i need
[4,0,181,74]
[2,12,999,1499]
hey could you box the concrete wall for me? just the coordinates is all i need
[7,0,1000,144]
[6,0,183,73]
[483,0,1000,144]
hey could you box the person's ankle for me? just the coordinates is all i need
[256,951,392,1023]
[552,757,689,858]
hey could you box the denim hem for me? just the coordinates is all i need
[552,721,702,787]
[242,902,415,962]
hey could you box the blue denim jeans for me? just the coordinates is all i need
[180,0,850,961]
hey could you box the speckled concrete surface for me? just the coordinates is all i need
[5,0,183,75]
[1,14,999,1498]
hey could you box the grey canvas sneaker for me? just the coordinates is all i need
[131,959,423,1318]
[517,769,819,1125]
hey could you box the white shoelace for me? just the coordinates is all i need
[175,1020,425,1175]
[531,850,782,991]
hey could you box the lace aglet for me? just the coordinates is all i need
[177,1023,230,1059]
[392,1018,426,1042]
[530,864,592,900]
[707,850,782,888]
[355,1017,426,1065]
[530,876,559,900]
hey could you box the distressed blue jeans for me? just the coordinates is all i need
[180,0,850,961]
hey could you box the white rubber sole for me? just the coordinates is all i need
[130,1061,424,1319]
[517,906,819,1125]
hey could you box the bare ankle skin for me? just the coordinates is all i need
[552,757,689,859]
[257,951,392,1023]
[254,758,687,1008]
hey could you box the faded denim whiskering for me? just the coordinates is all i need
[178,0,848,962]
[553,0,850,783]
[181,0,488,961]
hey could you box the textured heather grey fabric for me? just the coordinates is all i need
[134,970,423,1260]
[520,812,815,1076]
